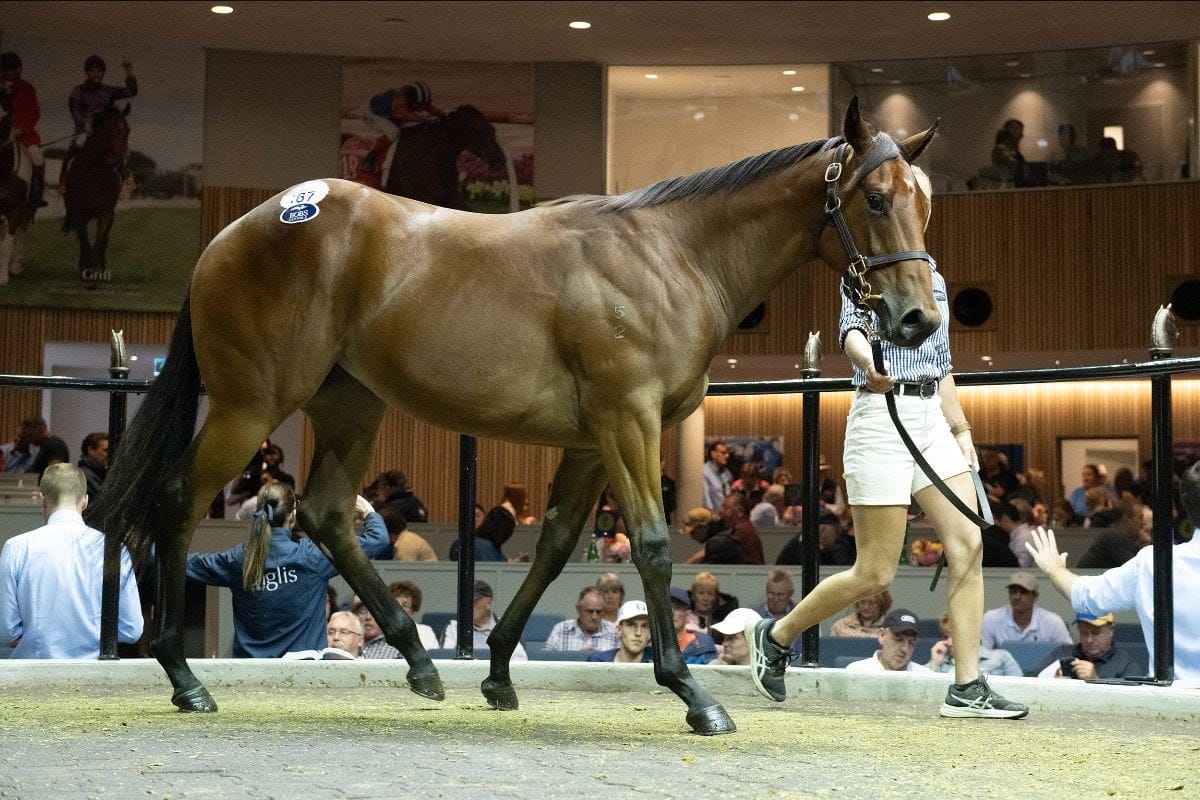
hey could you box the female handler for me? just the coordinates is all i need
[745,168,1027,720]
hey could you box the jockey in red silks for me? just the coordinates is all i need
[0,51,46,208]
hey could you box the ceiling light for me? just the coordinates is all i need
[791,85,805,92]
[981,355,993,362]
[692,111,705,121]
[788,113,800,121]
[782,69,796,76]
[1005,60,1020,67]
[568,20,591,29]
[890,79,902,85]
[1036,138,1048,148]
[927,11,951,21]
[644,73,658,80]
[1142,49,1157,56]
[1019,72,1032,78]
[727,358,738,365]
[211,4,233,13]
[1152,62,1167,68]
[870,67,885,74]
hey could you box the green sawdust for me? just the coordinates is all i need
[3,686,1200,799]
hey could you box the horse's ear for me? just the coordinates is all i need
[842,96,873,154]
[899,118,939,162]
[122,105,132,117]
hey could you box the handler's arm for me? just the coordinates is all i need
[938,374,978,469]
[842,328,894,393]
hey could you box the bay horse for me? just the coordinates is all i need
[62,104,130,281]
[383,104,507,209]
[0,89,32,285]
[88,99,939,735]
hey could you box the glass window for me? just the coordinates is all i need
[832,41,1193,192]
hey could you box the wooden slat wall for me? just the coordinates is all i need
[3,182,1199,520]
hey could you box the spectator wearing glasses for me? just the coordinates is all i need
[325,610,364,657]
[544,586,619,652]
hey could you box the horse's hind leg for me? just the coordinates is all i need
[155,406,275,711]
[597,408,735,735]
[299,366,444,701]
[482,448,608,710]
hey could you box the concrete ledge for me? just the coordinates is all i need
[3,658,1198,721]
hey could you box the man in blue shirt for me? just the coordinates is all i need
[1,463,143,658]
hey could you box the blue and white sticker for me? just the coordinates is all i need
[280,203,319,224]
[279,180,329,225]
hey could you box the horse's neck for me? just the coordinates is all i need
[650,163,825,327]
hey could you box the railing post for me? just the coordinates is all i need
[799,332,823,666]
[99,330,129,660]
[455,434,478,658]
[1148,305,1178,683]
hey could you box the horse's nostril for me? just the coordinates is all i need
[901,309,926,329]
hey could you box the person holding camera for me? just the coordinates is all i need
[1035,612,1144,680]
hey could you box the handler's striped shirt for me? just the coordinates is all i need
[838,259,951,386]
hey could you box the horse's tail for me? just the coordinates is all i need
[85,293,201,567]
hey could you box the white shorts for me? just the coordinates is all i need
[842,390,970,506]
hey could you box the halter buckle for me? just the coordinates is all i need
[824,160,843,184]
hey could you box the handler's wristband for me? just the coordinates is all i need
[949,420,972,436]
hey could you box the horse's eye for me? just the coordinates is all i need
[866,193,886,214]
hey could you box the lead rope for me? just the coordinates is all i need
[868,333,993,591]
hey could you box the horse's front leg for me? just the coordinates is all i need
[75,223,90,277]
[481,448,608,710]
[94,210,115,277]
[599,411,735,736]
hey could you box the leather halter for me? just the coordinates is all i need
[822,142,933,312]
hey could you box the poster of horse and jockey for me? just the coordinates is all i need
[0,33,201,311]
[341,58,534,213]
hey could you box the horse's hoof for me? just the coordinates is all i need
[171,685,218,713]
[686,704,736,736]
[481,679,519,710]
[407,668,445,702]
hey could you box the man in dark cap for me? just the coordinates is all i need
[845,608,933,673]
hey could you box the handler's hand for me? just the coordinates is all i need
[1026,526,1068,573]
[862,359,895,393]
[957,431,979,470]
[929,638,951,665]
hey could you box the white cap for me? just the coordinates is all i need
[616,599,649,625]
[710,607,763,636]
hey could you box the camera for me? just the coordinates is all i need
[1058,656,1077,679]
[594,509,619,539]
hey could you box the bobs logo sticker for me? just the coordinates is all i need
[279,180,329,225]
[280,203,319,224]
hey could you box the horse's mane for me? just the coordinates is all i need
[543,137,842,212]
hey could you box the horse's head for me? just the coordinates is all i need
[89,104,131,161]
[449,104,507,170]
[819,97,940,347]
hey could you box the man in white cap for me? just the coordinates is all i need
[708,608,763,666]
[980,571,1072,649]
[587,600,652,663]
[845,608,933,673]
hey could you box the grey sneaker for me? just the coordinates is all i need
[746,618,790,702]
[939,675,1029,719]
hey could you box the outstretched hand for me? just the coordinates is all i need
[353,494,375,521]
[1025,526,1068,573]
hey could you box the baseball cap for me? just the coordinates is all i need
[669,587,690,607]
[616,600,649,625]
[1006,571,1039,593]
[473,580,494,600]
[880,608,919,635]
[710,607,763,636]
[1075,612,1115,627]
[680,507,715,537]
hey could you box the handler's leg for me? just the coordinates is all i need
[917,472,1028,719]
[746,504,907,701]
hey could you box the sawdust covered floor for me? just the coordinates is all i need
[2,685,1198,800]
